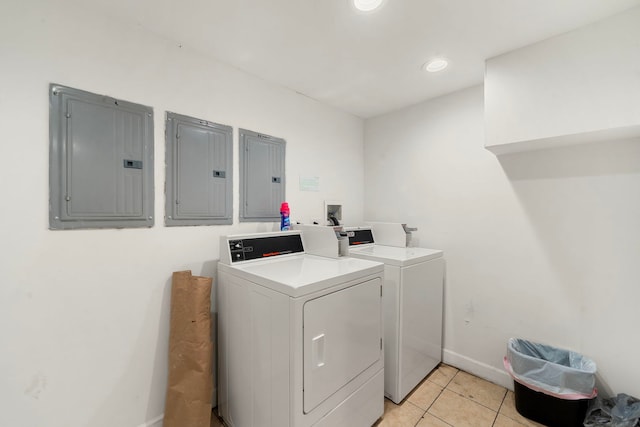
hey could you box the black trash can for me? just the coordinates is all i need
[504,338,597,427]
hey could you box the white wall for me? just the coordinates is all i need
[485,7,640,152]
[364,85,640,396]
[0,2,365,427]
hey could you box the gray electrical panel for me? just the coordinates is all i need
[165,112,233,226]
[239,129,286,222]
[49,84,154,230]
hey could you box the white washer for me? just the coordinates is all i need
[217,231,385,427]
[346,226,444,404]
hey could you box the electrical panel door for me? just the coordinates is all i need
[49,84,154,229]
[165,112,232,226]
[239,129,285,222]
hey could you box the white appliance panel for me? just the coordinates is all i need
[382,264,401,400]
[348,245,444,403]
[366,222,407,247]
[399,258,445,400]
[312,371,384,427]
[219,272,290,427]
[303,278,382,413]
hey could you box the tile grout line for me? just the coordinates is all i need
[443,369,511,427]
[399,364,519,427]
[444,370,510,414]
[494,389,523,427]
[443,385,506,413]
[413,380,447,427]
[491,391,508,427]
[497,389,539,426]
[490,405,500,427]
[412,366,458,426]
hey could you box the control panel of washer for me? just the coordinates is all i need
[346,228,375,246]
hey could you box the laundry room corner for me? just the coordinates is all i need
[363,80,640,399]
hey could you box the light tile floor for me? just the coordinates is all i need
[210,364,545,427]
[374,364,545,427]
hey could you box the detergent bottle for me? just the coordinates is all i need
[280,202,291,231]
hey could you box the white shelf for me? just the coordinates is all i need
[486,124,640,155]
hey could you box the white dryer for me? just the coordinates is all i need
[346,224,444,404]
[217,231,385,427]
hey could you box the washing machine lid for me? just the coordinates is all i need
[349,245,443,267]
[220,254,383,297]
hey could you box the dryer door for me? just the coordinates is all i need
[303,278,382,413]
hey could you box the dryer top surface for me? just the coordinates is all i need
[219,254,383,297]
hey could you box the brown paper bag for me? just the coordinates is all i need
[164,271,213,427]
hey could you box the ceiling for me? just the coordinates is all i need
[74,0,639,118]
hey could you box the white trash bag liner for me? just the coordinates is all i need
[504,338,597,399]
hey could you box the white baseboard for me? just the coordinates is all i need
[139,355,506,427]
[135,389,217,427]
[443,348,514,391]
[136,414,163,427]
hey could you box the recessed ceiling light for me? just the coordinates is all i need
[424,58,449,73]
[353,0,384,12]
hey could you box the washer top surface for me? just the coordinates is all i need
[349,245,443,267]
[219,254,383,297]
